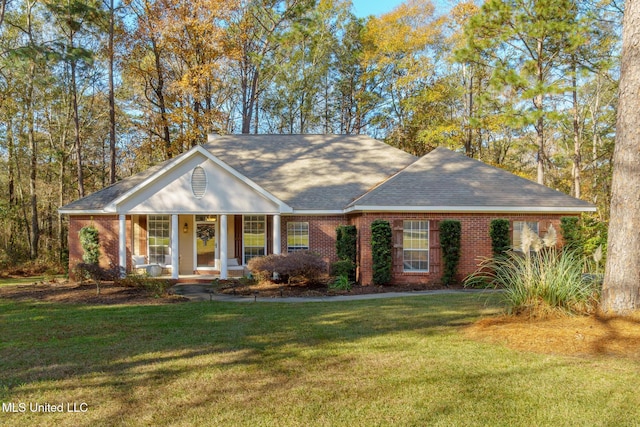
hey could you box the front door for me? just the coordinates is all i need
[195,215,218,269]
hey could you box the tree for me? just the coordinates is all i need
[459,0,587,185]
[601,0,640,314]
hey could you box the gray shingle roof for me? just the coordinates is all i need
[60,136,594,213]
[348,147,595,210]
[203,134,418,210]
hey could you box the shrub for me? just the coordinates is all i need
[336,225,357,262]
[561,214,608,260]
[371,220,392,285]
[79,226,100,265]
[331,259,355,279]
[117,274,173,297]
[329,275,353,291]
[75,263,122,295]
[247,251,327,283]
[560,217,581,251]
[464,230,600,316]
[336,225,357,280]
[489,219,510,257]
[440,220,461,287]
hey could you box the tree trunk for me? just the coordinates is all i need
[601,0,640,314]
[27,63,39,259]
[108,0,117,184]
[71,60,85,198]
[571,62,581,199]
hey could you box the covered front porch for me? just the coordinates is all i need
[119,213,283,280]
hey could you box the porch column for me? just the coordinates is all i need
[273,214,281,255]
[220,214,228,279]
[171,214,179,279]
[118,215,126,277]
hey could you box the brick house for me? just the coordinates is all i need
[60,134,595,284]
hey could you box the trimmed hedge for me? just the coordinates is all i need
[489,219,510,257]
[247,251,327,283]
[440,220,461,287]
[335,225,357,281]
[336,225,357,263]
[371,220,392,285]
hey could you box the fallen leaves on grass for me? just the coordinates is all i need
[465,312,640,359]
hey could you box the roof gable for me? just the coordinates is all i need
[118,151,282,214]
[203,134,418,210]
[349,147,595,213]
[60,146,291,214]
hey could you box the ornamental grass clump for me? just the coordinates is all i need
[465,224,600,317]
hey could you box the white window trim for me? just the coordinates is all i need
[403,220,430,273]
[147,214,171,266]
[286,222,309,252]
[242,215,267,265]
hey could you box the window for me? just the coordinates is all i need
[403,220,429,272]
[244,215,266,264]
[148,215,170,265]
[513,221,539,251]
[287,222,309,252]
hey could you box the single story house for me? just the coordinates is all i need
[60,134,595,284]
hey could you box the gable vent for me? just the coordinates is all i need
[191,166,207,198]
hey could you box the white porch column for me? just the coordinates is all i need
[219,214,228,279]
[273,214,281,255]
[171,214,179,279]
[118,215,127,277]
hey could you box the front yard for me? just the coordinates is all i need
[1,292,639,426]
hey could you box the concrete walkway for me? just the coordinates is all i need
[170,284,495,303]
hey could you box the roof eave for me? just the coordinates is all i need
[344,205,597,214]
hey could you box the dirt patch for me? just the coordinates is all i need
[465,312,640,359]
[0,280,188,305]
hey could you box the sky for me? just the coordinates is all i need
[350,0,405,17]
[350,0,453,18]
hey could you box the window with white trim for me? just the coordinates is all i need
[148,215,171,265]
[513,221,539,251]
[403,220,429,272]
[244,215,266,264]
[287,222,309,252]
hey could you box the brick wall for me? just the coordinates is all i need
[280,215,348,268]
[67,212,574,285]
[349,212,570,286]
[68,215,130,281]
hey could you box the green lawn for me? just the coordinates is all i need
[1,294,639,426]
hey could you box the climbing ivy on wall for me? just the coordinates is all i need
[371,220,392,285]
[440,220,461,287]
[489,219,510,257]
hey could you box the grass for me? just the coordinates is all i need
[1,294,640,426]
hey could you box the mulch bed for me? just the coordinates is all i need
[0,280,188,305]
[213,278,461,298]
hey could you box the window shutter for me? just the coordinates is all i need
[392,220,404,274]
[234,215,242,260]
[430,220,441,275]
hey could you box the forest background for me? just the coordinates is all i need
[0,0,622,271]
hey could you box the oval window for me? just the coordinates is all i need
[191,166,207,198]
